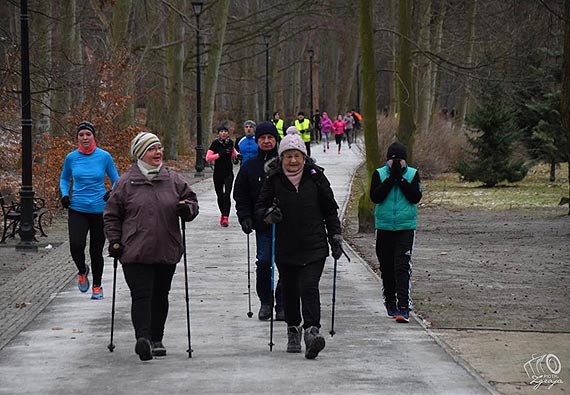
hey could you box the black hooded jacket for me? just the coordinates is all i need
[255,162,341,266]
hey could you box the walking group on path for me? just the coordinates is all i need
[57,117,422,362]
[0,116,500,394]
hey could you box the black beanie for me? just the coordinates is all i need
[77,121,95,136]
[217,125,229,133]
[386,142,407,160]
[255,121,280,142]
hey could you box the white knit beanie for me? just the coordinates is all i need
[285,126,298,135]
[130,132,161,159]
[278,133,307,156]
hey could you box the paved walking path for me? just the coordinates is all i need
[0,141,494,394]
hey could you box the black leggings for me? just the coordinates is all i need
[213,172,234,216]
[277,259,325,329]
[68,209,105,286]
[335,134,343,151]
[122,263,177,342]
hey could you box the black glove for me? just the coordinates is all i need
[232,153,243,165]
[103,190,111,201]
[61,196,70,209]
[177,201,198,222]
[263,206,283,224]
[330,234,343,260]
[240,217,253,234]
[390,160,402,181]
[108,241,123,258]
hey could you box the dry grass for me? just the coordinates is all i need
[421,162,569,210]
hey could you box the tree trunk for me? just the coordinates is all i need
[164,0,185,160]
[396,0,417,164]
[561,0,570,214]
[358,0,381,233]
[142,3,168,152]
[388,0,398,114]
[31,0,52,136]
[110,0,134,127]
[202,0,230,146]
[52,0,76,130]
[455,0,478,126]
[415,0,432,133]
[429,0,446,129]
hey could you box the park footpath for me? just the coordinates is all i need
[0,142,495,395]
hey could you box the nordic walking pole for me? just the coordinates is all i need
[107,256,118,352]
[181,219,193,358]
[330,243,350,337]
[269,223,276,351]
[329,257,338,337]
[247,234,253,318]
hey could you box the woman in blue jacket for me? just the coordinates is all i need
[59,121,119,300]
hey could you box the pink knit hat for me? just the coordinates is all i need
[278,133,307,156]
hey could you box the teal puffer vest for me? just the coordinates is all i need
[374,165,418,231]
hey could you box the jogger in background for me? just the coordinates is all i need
[206,125,239,227]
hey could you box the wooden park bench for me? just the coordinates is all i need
[0,188,48,243]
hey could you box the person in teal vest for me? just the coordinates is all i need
[369,142,422,323]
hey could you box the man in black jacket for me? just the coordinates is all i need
[233,122,284,321]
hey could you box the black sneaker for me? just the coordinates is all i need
[275,310,285,321]
[258,304,272,320]
[304,326,325,359]
[151,341,166,357]
[135,338,153,361]
[385,302,398,318]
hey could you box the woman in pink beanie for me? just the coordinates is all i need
[255,133,343,360]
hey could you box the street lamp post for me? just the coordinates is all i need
[307,48,314,142]
[192,1,204,177]
[263,33,270,121]
[17,0,37,251]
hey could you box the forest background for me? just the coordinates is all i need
[0,0,569,217]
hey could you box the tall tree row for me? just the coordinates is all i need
[0,0,567,177]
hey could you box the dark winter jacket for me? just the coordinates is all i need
[103,165,198,265]
[233,147,278,234]
[255,162,341,266]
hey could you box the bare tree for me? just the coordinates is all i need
[358,0,381,232]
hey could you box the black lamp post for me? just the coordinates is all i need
[192,1,204,177]
[17,0,37,251]
[307,48,314,141]
[263,33,270,121]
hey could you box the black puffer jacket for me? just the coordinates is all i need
[255,162,341,266]
[233,147,278,234]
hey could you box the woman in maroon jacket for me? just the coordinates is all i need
[104,132,199,361]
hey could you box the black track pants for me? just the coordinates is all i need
[68,209,105,286]
[375,229,415,309]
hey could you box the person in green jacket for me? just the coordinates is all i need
[369,142,422,323]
